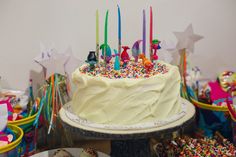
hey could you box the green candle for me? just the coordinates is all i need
[104,10,109,66]
[105,10,109,47]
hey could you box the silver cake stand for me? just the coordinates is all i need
[59,98,195,157]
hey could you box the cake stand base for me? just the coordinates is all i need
[111,139,150,157]
[59,98,195,157]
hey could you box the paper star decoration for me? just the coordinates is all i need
[38,51,69,79]
[64,47,82,76]
[173,24,203,53]
[35,44,70,79]
[35,44,83,80]
[63,47,83,81]
[34,43,56,77]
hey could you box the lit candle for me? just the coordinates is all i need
[118,5,121,56]
[96,10,99,62]
[142,10,146,56]
[150,7,153,61]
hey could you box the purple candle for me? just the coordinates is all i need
[142,10,146,55]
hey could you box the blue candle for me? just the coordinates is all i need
[118,5,121,55]
[142,10,146,55]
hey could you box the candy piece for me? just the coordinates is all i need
[53,149,73,157]
[80,148,98,157]
[153,136,236,157]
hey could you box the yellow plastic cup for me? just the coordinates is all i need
[190,97,228,112]
[0,124,23,154]
[8,113,37,129]
[8,112,38,156]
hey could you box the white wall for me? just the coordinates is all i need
[0,0,235,91]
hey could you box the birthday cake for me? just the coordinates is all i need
[69,7,185,127]
[71,58,182,126]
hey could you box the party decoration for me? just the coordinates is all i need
[63,47,82,83]
[0,98,13,113]
[86,51,97,71]
[218,71,236,93]
[114,49,120,71]
[34,45,73,147]
[173,24,203,100]
[132,40,142,62]
[142,10,146,55]
[0,89,38,122]
[100,44,112,63]
[38,42,55,60]
[0,128,15,147]
[152,51,158,68]
[152,39,161,67]
[186,66,201,91]
[0,103,7,131]
[174,24,203,53]
[35,42,55,63]
[139,54,153,71]
[27,78,34,117]
[150,39,176,64]
[121,46,130,67]
[34,73,70,135]
[207,81,232,106]
[35,51,69,79]
[34,43,55,76]
[227,86,236,119]
[117,5,122,55]
[35,44,80,82]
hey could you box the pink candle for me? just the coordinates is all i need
[150,7,153,61]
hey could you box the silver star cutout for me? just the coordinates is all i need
[35,48,69,79]
[63,47,83,81]
[174,24,203,53]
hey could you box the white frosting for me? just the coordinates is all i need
[64,102,186,130]
[72,61,181,125]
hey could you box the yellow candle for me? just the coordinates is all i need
[96,10,99,62]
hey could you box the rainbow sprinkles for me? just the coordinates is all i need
[80,60,169,79]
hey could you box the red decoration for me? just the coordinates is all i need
[121,46,130,63]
